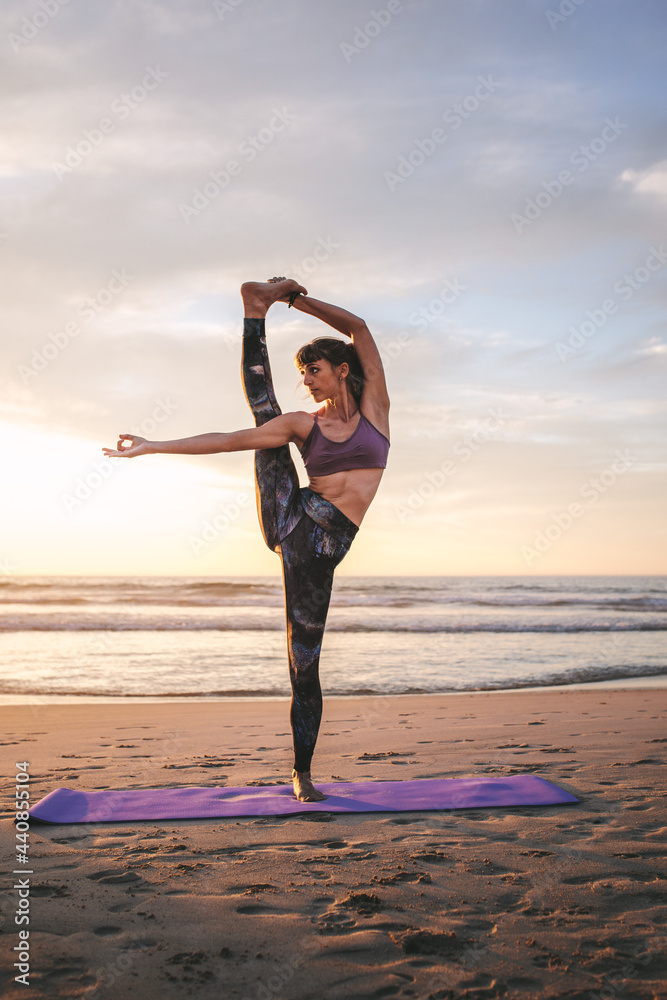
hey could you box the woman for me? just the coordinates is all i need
[103,278,390,801]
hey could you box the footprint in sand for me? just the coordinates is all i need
[390,928,471,959]
[30,884,71,898]
[235,903,284,915]
[226,882,277,895]
[164,951,214,984]
[86,869,142,885]
[337,892,385,915]
[373,870,432,886]
[411,850,453,864]
[41,957,95,989]
[313,910,357,935]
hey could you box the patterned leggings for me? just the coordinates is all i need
[241,318,359,773]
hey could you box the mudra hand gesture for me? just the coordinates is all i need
[102,434,152,458]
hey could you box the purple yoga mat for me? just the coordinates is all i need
[29,775,578,824]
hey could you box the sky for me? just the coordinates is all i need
[1,0,666,577]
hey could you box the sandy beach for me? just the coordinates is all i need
[1,687,666,1000]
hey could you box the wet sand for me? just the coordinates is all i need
[1,687,666,999]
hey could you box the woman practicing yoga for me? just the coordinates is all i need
[103,278,390,801]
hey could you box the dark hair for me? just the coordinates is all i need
[294,336,364,402]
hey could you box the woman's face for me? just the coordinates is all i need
[298,358,343,401]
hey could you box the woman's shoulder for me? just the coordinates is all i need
[285,410,319,449]
[285,409,318,426]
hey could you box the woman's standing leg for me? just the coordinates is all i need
[278,518,338,789]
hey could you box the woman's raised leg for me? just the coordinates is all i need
[240,280,305,551]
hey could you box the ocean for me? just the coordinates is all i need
[0,575,665,701]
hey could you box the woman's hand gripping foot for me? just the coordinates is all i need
[267,276,307,307]
[292,769,327,802]
[241,278,307,317]
[266,276,308,295]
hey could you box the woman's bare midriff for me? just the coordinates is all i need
[306,468,385,527]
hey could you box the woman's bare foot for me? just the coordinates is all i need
[241,279,307,318]
[292,769,327,802]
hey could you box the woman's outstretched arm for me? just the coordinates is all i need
[102,413,303,458]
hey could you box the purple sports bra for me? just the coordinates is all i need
[300,410,390,477]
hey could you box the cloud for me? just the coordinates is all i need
[620,160,667,198]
